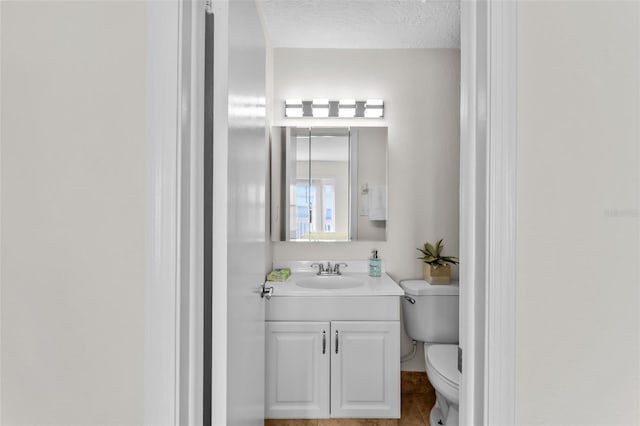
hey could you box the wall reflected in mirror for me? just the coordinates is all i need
[271,126,387,242]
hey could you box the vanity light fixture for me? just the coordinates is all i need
[364,99,385,118]
[312,98,330,118]
[283,99,385,119]
[284,98,304,118]
[338,99,357,118]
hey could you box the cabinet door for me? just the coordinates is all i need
[330,321,400,418]
[265,322,330,419]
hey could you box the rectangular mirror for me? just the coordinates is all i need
[271,126,388,242]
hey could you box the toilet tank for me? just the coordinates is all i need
[400,279,459,344]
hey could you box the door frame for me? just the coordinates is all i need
[459,1,517,424]
[143,0,518,424]
[144,0,205,425]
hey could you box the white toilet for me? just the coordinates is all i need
[400,279,459,426]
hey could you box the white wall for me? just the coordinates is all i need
[516,2,639,424]
[270,48,460,370]
[1,1,145,425]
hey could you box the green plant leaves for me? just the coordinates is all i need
[439,255,459,265]
[416,238,459,265]
[424,242,436,256]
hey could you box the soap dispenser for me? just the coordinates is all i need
[369,249,382,277]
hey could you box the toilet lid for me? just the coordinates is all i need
[426,344,460,388]
[400,280,459,296]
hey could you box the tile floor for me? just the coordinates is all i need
[264,371,436,426]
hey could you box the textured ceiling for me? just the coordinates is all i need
[259,0,460,49]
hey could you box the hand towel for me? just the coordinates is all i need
[267,268,291,282]
[368,185,387,221]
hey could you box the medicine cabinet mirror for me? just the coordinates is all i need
[271,126,388,242]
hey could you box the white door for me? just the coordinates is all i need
[330,321,400,418]
[265,322,330,419]
[209,1,268,425]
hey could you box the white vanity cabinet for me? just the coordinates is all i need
[330,321,400,418]
[264,266,404,420]
[265,315,400,419]
[265,322,330,419]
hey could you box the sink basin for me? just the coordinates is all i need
[295,275,363,290]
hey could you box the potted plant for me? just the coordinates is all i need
[417,239,459,284]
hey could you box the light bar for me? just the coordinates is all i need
[284,98,303,118]
[364,99,384,118]
[283,99,384,119]
[312,99,330,117]
[338,99,356,118]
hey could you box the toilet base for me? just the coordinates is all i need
[429,405,445,426]
[429,396,458,426]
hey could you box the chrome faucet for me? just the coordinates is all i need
[310,262,325,274]
[334,262,348,275]
[311,262,349,276]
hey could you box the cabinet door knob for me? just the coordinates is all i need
[322,331,326,354]
[335,330,339,354]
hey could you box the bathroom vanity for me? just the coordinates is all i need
[264,261,404,419]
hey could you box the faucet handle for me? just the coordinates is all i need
[334,262,348,275]
[310,263,325,275]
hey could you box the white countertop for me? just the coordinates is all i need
[267,271,405,297]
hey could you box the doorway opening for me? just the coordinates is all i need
[144,1,516,425]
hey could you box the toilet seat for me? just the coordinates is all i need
[425,344,459,405]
